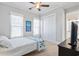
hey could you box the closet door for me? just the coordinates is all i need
[42,14,56,43]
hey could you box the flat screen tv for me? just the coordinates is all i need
[70,22,78,47]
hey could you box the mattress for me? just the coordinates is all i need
[0,37,37,56]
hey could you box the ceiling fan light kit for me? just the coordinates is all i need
[35,2,40,9]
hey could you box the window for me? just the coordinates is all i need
[11,13,23,38]
[33,18,40,36]
[26,21,31,32]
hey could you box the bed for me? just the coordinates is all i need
[0,37,37,56]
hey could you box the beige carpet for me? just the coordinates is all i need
[24,41,58,56]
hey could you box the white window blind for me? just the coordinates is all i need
[11,13,23,38]
[33,18,40,36]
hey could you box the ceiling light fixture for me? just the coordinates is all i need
[36,2,40,9]
[29,2,49,11]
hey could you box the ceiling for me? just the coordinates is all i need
[1,2,79,15]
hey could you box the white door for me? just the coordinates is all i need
[41,14,56,43]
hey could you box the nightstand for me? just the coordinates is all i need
[37,39,45,51]
[31,37,45,51]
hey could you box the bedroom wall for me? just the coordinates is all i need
[41,8,66,43]
[0,3,39,38]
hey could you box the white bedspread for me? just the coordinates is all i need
[10,37,36,48]
[0,37,37,56]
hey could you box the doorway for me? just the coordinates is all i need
[66,10,79,40]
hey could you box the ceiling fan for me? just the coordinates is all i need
[29,2,49,11]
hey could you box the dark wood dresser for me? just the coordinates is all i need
[58,39,79,56]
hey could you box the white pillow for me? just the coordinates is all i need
[0,36,12,48]
[0,36,8,40]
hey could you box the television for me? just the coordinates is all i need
[69,22,78,48]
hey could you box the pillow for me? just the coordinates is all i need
[0,36,9,40]
[0,36,12,48]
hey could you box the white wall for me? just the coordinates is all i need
[0,3,39,38]
[0,4,10,38]
[41,8,65,43]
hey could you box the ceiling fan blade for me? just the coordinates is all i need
[29,2,35,4]
[41,5,49,7]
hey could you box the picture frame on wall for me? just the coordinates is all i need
[26,21,31,32]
